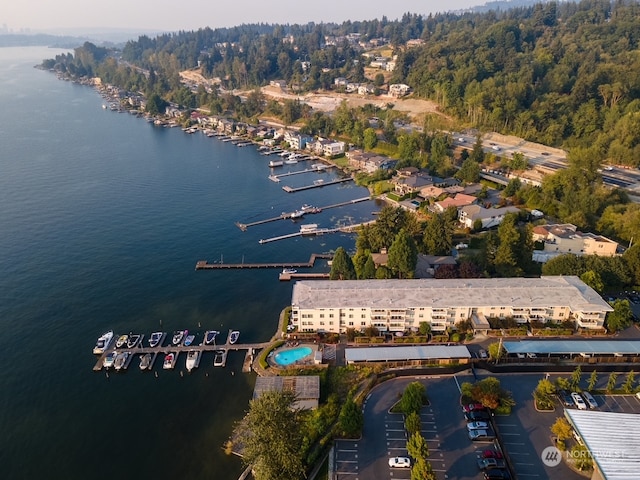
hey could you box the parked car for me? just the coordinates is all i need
[478,458,506,470]
[484,469,511,480]
[482,449,503,460]
[465,410,491,421]
[388,457,411,468]
[462,403,486,413]
[469,429,495,442]
[467,421,490,430]
[582,391,598,409]
[572,392,587,410]
[558,390,574,407]
[479,349,488,359]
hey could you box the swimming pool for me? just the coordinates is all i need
[273,346,313,366]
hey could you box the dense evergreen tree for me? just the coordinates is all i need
[330,247,357,280]
[387,229,418,278]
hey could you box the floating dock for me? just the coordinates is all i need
[279,272,330,281]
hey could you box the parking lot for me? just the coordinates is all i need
[333,372,640,480]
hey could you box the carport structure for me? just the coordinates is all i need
[345,344,471,366]
[565,409,640,480]
[503,340,640,362]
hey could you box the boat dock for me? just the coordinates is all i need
[282,177,353,192]
[234,197,370,231]
[242,349,254,373]
[268,166,334,182]
[195,253,332,270]
[93,335,270,372]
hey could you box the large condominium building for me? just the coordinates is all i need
[290,276,613,334]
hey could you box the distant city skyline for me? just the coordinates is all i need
[4,0,485,34]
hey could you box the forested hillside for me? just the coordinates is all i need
[393,0,640,165]
[44,1,640,166]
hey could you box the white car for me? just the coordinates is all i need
[389,457,411,468]
[582,391,598,409]
[571,392,587,410]
[467,421,489,430]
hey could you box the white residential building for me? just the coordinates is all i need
[322,141,345,157]
[290,276,612,333]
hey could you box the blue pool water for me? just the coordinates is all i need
[273,346,313,366]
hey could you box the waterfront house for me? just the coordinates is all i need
[458,204,520,229]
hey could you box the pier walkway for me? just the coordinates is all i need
[282,177,352,192]
[268,166,334,182]
[234,197,370,231]
[195,253,332,270]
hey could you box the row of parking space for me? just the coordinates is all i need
[492,417,542,480]
[385,415,411,479]
[334,440,359,479]
[586,393,640,413]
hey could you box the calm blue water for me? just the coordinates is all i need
[273,346,313,366]
[0,46,378,480]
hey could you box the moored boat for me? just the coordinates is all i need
[163,352,176,370]
[127,334,141,348]
[103,351,117,368]
[184,334,195,347]
[282,268,297,274]
[213,350,226,367]
[139,353,152,371]
[186,350,200,372]
[93,330,113,354]
[148,331,163,348]
[172,330,185,346]
[204,330,220,345]
[229,330,240,344]
[268,160,283,167]
[116,334,128,348]
[114,352,129,371]
[300,224,318,234]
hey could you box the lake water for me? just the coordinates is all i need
[0,46,377,480]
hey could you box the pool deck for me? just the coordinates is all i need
[267,343,319,368]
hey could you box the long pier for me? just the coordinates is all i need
[93,332,271,372]
[234,197,370,231]
[195,253,332,270]
[268,166,334,181]
[282,177,353,192]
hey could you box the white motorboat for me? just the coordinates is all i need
[139,353,152,371]
[172,330,185,346]
[148,332,163,348]
[282,268,297,274]
[114,352,129,371]
[115,334,128,348]
[93,330,113,354]
[163,352,176,370]
[229,330,240,344]
[186,350,200,372]
[103,351,117,368]
[127,334,141,348]
[204,330,219,345]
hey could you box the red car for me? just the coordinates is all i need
[462,403,486,413]
[482,449,504,460]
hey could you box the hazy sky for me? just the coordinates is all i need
[4,0,484,33]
